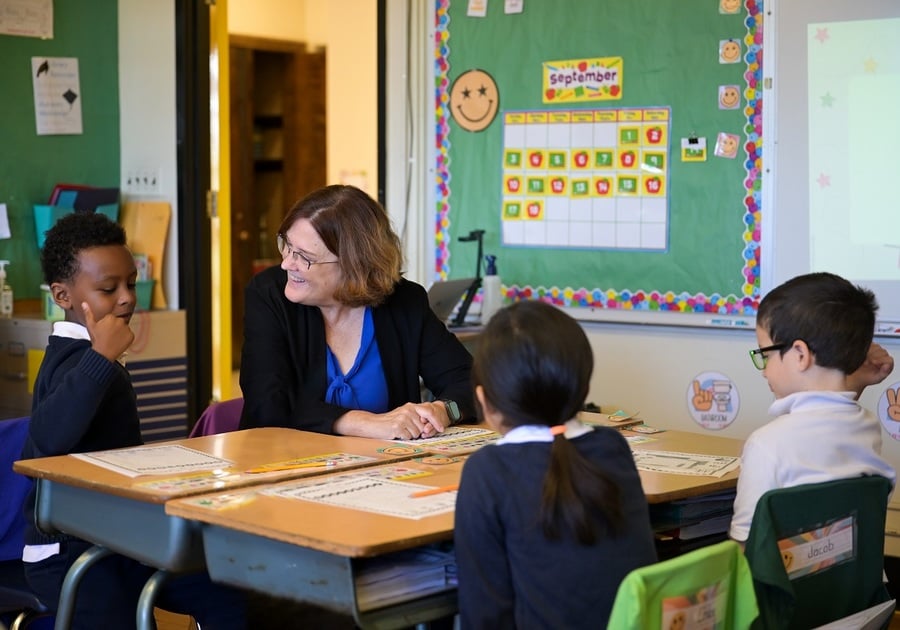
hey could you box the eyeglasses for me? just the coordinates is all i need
[749,343,788,370]
[276,234,339,271]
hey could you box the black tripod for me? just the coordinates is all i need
[451,229,484,327]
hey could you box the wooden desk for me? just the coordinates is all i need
[626,428,743,504]
[164,428,742,628]
[12,428,418,630]
[166,458,465,629]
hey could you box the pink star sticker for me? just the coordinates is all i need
[816,173,831,188]
[815,27,829,44]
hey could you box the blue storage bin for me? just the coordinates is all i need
[34,204,119,249]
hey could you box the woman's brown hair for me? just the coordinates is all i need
[278,185,403,306]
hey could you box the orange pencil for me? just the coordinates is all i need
[410,484,459,498]
[245,461,334,474]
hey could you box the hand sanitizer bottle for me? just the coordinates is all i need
[0,260,12,319]
[481,255,501,324]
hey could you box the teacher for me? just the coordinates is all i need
[239,184,475,439]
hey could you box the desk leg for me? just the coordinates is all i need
[54,545,115,630]
[136,569,169,630]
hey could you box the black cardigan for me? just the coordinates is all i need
[239,267,475,433]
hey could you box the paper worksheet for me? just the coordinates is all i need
[631,450,740,478]
[72,444,234,478]
[264,474,457,520]
[390,426,500,454]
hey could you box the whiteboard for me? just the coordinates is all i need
[762,0,900,334]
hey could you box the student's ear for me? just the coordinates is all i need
[50,282,73,310]
[791,339,815,371]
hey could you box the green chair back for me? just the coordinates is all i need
[743,475,893,629]
[607,539,758,629]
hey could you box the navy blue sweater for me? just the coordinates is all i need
[22,336,142,545]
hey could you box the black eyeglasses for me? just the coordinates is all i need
[749,343,788,370]
[276,234,339,271]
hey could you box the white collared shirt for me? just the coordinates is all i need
[495,418,594,445]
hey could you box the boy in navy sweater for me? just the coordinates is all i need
[21,212,245,629]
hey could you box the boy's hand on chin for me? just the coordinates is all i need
[83,302,135,362]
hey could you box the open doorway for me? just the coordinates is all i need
[228,35,326,370]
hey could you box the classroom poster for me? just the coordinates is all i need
[434,0,764,318]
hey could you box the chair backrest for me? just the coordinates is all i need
[743,475,893,630]
[0,416,52,626]
[188,397,244,438]
[606,539,758,630]
[0,418,32,563]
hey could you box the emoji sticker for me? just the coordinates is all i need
[718,85,741,110]
[719,0,741,14]
[449,68,500,132]
[687,372,739,430]
[878,382,900,440]
[719,39,742,64]
[714,132,740,159]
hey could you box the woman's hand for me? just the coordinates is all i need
[333,402,450,440]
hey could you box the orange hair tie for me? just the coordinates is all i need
[549,425,566,436]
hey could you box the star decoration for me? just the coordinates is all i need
[816,173,831,188]
[864,57,878,73]
[814,27,829,44]
[820,92,835,107]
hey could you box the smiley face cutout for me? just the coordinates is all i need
[449,69,500,132]
[719,39,742,64]
[715,132,740,159]
[719,85,741,110]
[719,0,741,14]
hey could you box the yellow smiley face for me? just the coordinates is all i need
[720,85,740,109]
[720,0,741,13]
[721,40,741,63]
[449,69,500,132]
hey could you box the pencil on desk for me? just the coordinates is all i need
[245,461,335,474]
[410,484,459,498]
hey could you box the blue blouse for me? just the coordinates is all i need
[325,307,389,413]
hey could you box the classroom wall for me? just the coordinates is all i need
[118,0,179,309]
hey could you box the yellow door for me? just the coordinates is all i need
[209,0,234,400]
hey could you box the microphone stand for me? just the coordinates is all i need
[452,229,484,327]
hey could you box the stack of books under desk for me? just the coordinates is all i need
[649,489,736,559]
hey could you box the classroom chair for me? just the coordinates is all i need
[743,475,895,630]
[606,539,758,629]
[188,397,244,437]
[0,417,54,630]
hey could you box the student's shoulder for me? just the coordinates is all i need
[44,335,91,364]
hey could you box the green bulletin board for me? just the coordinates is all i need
[0,0,120,300]
[434,0,764,318]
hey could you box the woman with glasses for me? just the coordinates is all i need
[238,185,474,439]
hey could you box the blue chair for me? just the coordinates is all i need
[0,417,53,630]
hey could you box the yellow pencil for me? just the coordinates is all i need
[410,484,460,498]
[245,461,334,474]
